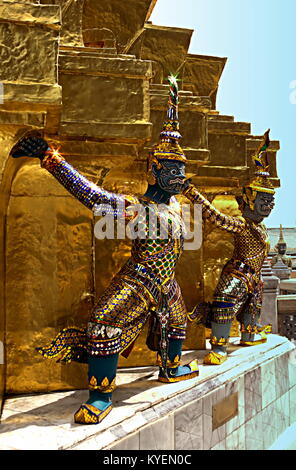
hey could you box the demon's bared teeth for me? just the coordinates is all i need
[170,178,184,185]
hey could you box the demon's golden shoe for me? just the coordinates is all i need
[203,351,228,365]
[203,335,228,365]
[157,354,199,383]
[74,403,113,425]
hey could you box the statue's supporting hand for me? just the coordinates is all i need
[11,136,49,160]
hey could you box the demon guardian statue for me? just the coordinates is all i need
[10,76,199,425]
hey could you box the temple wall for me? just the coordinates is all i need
[0,0,62,405]
[5,162,93,393]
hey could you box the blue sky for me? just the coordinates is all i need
[151,0,296,227]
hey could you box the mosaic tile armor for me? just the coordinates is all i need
[37,152,188,362]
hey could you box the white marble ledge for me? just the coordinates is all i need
[0,335,294,450]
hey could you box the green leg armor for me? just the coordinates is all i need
[74,354,119,425]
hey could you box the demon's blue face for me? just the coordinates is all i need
[152,160,186,195]
[253,191,275,218]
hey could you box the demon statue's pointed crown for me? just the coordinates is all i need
[147,75,186,183]
[243,129,275,209]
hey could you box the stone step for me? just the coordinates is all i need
[208,114,235,122]
[208,119,251,134]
